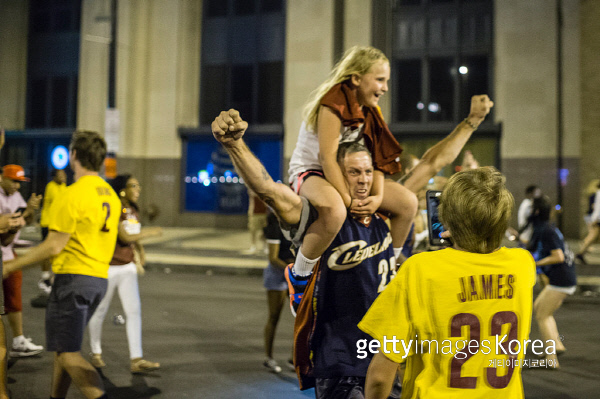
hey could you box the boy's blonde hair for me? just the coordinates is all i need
[439,167,514,254]
[302,46,389,130]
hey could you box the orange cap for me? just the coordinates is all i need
[2,164,30,182]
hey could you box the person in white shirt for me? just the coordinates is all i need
[576,181,600,264]
[517,185,541,244]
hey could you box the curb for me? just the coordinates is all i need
[145,262,264,276]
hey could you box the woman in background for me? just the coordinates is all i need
[88,174,163,373]
[529,196,577,369]
[576,179,600,264]
[262,210,294,373]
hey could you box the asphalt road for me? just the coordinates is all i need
[6,266,600,398]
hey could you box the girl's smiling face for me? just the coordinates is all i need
[352,60,390,108]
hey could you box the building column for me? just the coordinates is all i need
[115,0,201,226]
[495,0,581,237]
[0,0,29,130]
[283,0,336,166]
[78,0,111,133]
[580,0,600,236]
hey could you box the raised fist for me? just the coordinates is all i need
[212,109,248,145]
[467,95,494,127]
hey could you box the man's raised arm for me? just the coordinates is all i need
[211,109,302,226]
[400,94,494,193]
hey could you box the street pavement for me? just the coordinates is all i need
[6,228,600,398]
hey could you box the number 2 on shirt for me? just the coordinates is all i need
[100,202,111,232]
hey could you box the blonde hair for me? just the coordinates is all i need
[302,46,389,130]
[438,167,514,254]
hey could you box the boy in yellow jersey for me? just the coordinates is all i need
[37,168,68,296]
[359,167,537,399]
[4,130,121,399]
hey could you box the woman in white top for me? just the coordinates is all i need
[87,174,163,373]
[576,181,600,264]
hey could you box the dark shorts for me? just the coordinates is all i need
[46,274,107,353]
[315,376,401,399]
[263,263,287,291]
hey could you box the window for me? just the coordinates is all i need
[200,0,285,125]
[231,65,254,118]
[261,0,283,13]
[206,0,228,17]
[29,79,48,128]
[459,55,488,115]
[200,66,229,125]
[395,60,422,122]
[26,0,81,129]
[190,0,286,213]
[234,0,256,15]
[399,0,421,5]
[51,77,69,127]
[391,0,493,125]
[258,62,284,124]
[429,58,455,122]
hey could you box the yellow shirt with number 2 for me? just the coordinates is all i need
[48,175,121,279]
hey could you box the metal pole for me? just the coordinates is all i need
[556,0,563,229]
[108,0,117,109]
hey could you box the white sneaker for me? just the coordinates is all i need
[263,358,282,373]
[37,278,52,295]
[10,337,43,358]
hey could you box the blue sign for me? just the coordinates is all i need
[51,146,69,170]
[183,137,282,213]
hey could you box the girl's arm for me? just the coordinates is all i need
[317,106,352,207]
[536,248,565,266]
[134,241,146,266]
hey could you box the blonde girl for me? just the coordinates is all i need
[287,46,418,276]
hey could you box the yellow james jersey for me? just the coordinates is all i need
[359,247,536,399]
[40,180,68,227]
[48,175,121,279]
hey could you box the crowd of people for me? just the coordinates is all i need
[0,44,592,399]
[0,129,161,398]
[211,45,587,399]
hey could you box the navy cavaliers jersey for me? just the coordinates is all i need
[294,212,395,386]
[530,222,577,287]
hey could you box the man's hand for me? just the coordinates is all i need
[212,109,248,146]
[466,94,494,127]
[27,193,43,210]
[350,196,382,218]
[0,214,23,234]
[143,226,163,238]
[440,230,452,239]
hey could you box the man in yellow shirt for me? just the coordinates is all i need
[37,168,68,296]
[358,167,537,399]
[4,130,121,399]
